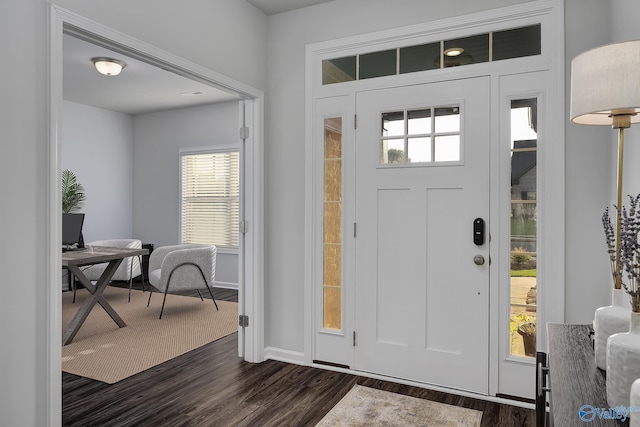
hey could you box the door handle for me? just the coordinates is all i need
[473,254,485,265]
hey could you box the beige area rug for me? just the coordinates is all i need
[316,385,483,427]
[62,286,237,384]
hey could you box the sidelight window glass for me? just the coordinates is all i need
[323,117,342,330]
[509,98,538,358]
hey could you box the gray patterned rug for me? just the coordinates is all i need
[316,384,483,426]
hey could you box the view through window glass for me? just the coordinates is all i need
[509,98,538,357]
[323,117,342,330]
[381,106,460,164]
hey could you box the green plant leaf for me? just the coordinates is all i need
[62,169,86,213]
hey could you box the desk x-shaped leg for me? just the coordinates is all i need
[63,258,126,345]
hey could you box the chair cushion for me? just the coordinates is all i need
[149,269,162,289]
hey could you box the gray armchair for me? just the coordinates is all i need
[81,238,145,302]
[147,244,219,318]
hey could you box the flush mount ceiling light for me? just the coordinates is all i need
[444,47,464,57]
[181,91,204,96]
[91,57,127,76]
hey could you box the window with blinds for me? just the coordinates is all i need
[180,149,240,249]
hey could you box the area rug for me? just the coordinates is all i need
[316,385,483,427]
[62,286,238,384]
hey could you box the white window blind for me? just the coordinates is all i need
[181,150,239,248]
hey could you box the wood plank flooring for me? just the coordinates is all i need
[62,284,535,426]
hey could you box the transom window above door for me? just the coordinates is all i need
[380,106,461,165]
[322,24,541,85]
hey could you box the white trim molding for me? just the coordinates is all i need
[264,347,306,366]
[305,0,565,401]
[48,6,265,425]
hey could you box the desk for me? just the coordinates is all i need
[62,246,149,345]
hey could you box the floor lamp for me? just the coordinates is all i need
[570,39,640,290]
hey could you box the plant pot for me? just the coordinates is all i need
[517,322,537,357]
[631,378,640,427]
[594,288,630,370]
[606,311,640,408]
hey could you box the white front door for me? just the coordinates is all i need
[354,77,490,394]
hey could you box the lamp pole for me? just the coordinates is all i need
[613,114,631,290]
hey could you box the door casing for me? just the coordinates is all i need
[305,0,565,402]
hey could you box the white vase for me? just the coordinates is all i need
[595,288,631,370]
[606,311,640,408]
[631,378,640,427]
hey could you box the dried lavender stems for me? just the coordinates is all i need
[612,194,640,312]
[603,205,623,290]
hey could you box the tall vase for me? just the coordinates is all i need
[606,311,640,408]
[594,288,630,370]
[631,378,640,427]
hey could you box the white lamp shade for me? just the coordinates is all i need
[92,58,126,76]
[570,40,640,125]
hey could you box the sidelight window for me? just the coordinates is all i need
[323,117,343,330]
[509,98,538,358]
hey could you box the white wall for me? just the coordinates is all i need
[611,0,640,201]
[133,102,240,286]
[563,0,613,323]
[0,1,266,425]
[563,0,640,323]
[62,101,133,241]
[49,0,268,92]
[4,0,639,423]
[263,0,538,353]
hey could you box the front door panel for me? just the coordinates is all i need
[354,77,490,394]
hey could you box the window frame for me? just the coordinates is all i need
[179,144,240,254]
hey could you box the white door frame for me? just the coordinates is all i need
[47,5,264,423]
[305,0,564,401]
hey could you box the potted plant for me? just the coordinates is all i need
[510,313,536,357]
[62,169,86,213]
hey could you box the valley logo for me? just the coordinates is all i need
[578,404,640,422]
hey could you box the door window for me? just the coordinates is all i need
[380,106,460,165]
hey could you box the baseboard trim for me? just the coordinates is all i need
[213,281,238,290]
[263,347,305,365]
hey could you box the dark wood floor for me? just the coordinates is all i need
[63,283,535,426]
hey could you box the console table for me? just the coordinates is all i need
[540,323,628,426]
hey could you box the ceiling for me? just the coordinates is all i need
[247,0,334,15]
[63,34,241,115]
[63,1,335,115]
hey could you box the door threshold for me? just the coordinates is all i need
[308,361,535,409]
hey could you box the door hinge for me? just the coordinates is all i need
[354,114,357,130]
[353,223,357,238]
[239,314,249,328]
[240,220,249,234]
[239,126,250,140]
[353,331,356,347]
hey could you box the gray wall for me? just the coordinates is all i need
[62,100,240,286]
[0,1,265,425]
[264,0,538,353]
[4,0,640,424]
[133,102,240,286]
[62,101,134,241]
[564,0,640,323]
